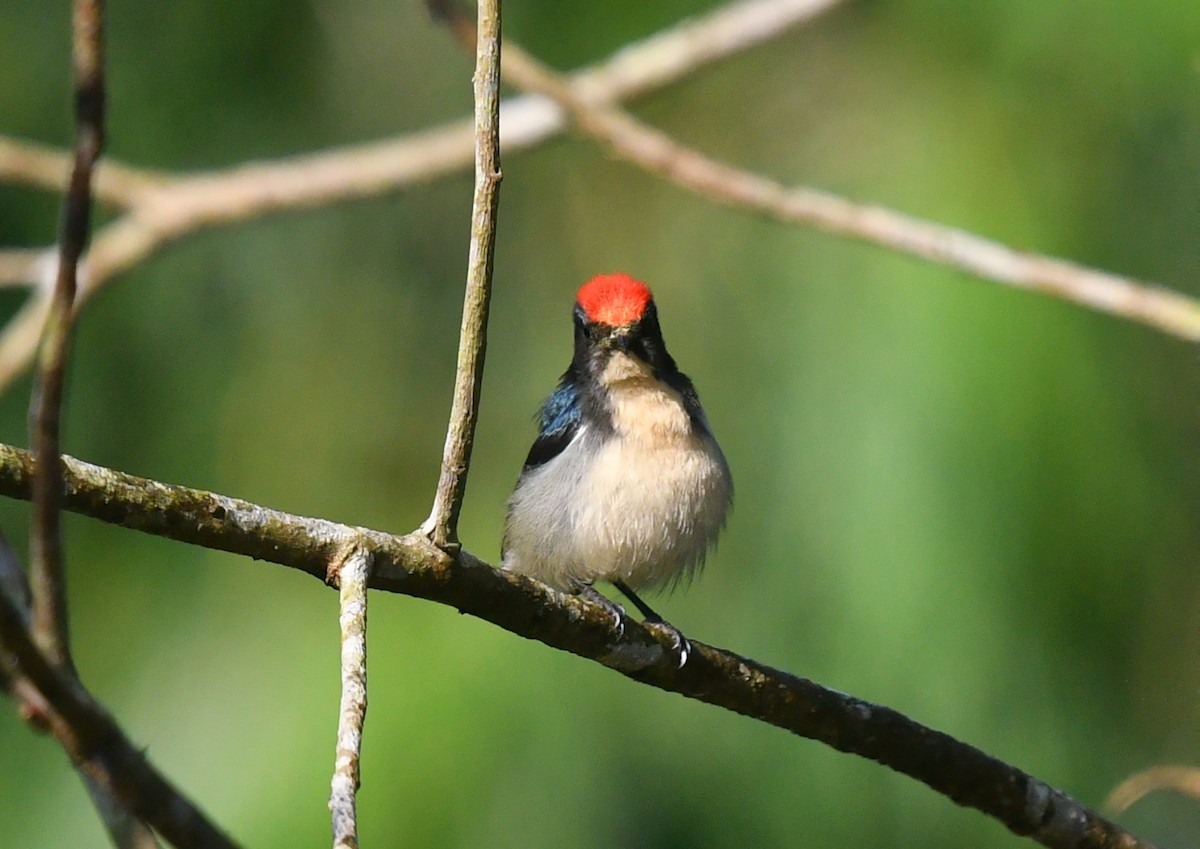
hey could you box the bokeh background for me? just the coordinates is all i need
[2,1,1199,847]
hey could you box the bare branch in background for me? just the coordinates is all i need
[0,0,843,392]
[0,249,55,288]
[496,43,1200,343]
[329,545,371,849]
[28,0,107,673]
[0,136,165,206]
[0,443,1155,849]
[12,6,186,847]
[0,546,241,849]
[0,0,840,206]
[0,0,1192,412]
[420,0,503,548]
[1106,765,1200,815]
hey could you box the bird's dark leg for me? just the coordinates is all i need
[612,580,691,666]
[611,579,663,620]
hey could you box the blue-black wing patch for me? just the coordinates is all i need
[522,380,581,470]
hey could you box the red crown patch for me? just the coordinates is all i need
[576,273,653,327]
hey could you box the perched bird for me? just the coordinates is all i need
[502,273,732,657]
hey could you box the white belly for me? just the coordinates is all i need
[503,360,731,592]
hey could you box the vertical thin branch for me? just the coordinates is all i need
[329,545,371,849]
[420,0,503,549]
[22,7,162,847]
[29,0,105,671]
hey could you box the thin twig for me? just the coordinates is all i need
[0,562,240,849]
[496,43,1200,343]
[0,0,841,392]
[420,0,502,548]
[0,443,1153,849]
[21,9,164,847]
[1105,765,1200,815]
[0,249,55,288]
[0,0,838,208]
[329,545,371,849]
[30,0,106,676]
[0,136,165,206]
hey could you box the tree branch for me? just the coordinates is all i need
[421,0,502,548]
[0,135,165,206]
[79,775,164,849]
[0,443,1153,849]
[0,0,842,394]
[17,8,173,846]
[0,544,240,849]
[29,0,106,673]
[495,43,1200,343]
[1105,765,1200,815]
[329,545,370,849]
[0,0,840,208]
[0,248,55,288]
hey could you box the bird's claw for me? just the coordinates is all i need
[580,585,689,666]
[646,620,691,668]
[581,586,626,637]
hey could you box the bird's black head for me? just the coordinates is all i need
[571,273,677,376]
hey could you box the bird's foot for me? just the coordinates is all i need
[644,619,691,668]
[610,579,691,667]
[580,586,626,638]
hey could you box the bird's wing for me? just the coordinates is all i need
[522,380,581,470]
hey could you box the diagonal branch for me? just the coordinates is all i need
[495,43,1200,343]
[0,0,838,210]
[420,0,502,549]
[0,551,241,849]
[0,0,844,393]
[0,443,1153,849]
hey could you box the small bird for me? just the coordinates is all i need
[502,273,732,658]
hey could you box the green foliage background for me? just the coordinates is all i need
[1,1,1198,847]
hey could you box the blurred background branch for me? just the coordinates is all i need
[1106,766,1200,816]
[0,135,165,206]
[7,2,231,847]
[0,518,238,848]
[0,0,839,394]
[494,44,1200,342]
[0,559,240,849]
